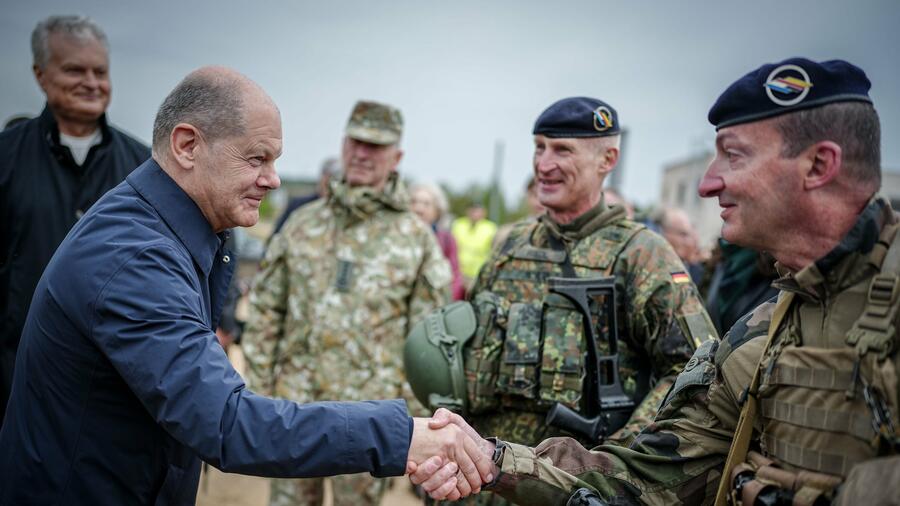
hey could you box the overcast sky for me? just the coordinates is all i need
[3,0,899,205]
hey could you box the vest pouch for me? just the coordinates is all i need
[464,291,507,414]
[538,292,585,409]
[758,346,895,477]
[496,302,542,399]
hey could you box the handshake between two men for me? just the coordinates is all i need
[408,408,497,501]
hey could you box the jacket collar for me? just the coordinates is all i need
[39,104,112,172]
[126,159,221,276]
[39,104,111,149]
[540,192,626,243]
[773,195,895,296]
[327,172,408,222]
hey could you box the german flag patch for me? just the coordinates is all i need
[671,272,690,284]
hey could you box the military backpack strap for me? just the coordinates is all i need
[844,221,900,451]
[846,222,900,360]
[714,291,795,506]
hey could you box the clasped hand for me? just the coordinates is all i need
[406,408,498,500]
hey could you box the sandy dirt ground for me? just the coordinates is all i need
[196,473,421,506]
[380,477,423,506]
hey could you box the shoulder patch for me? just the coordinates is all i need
[714,295,778,365]
[677,311,718,350]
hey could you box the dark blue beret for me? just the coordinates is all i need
[533,97,620,138]
[708,57,872,130]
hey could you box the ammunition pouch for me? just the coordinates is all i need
[466,290,595,414]
[464,292,507,414]
[540,293,587,408]
[497,302,543,400]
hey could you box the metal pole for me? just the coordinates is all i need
[489,139,505,222]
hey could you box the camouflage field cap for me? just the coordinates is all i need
[345,100,403,145]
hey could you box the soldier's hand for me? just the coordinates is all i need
[408,416,494,496]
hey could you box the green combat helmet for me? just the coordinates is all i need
[404,301,476,414]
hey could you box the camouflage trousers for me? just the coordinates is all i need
[269,474,388,506]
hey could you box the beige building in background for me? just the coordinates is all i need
[660,151,900,251]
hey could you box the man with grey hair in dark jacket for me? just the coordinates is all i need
[0,15,149,423]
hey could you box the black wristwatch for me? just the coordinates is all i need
[484,437,506,488]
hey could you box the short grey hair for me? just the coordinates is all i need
[591,134,621,153]
[773,101,881,189]
[410,182,450,221]
[151,72,246,156]
[31,15,108,68]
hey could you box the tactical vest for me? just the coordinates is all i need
[728,224,900,505]
[464,219,646,441]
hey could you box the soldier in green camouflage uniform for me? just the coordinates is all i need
[413,58,900,506]
[243,100,451,506]
[436,97,716,505]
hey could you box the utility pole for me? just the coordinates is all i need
[489,139,504,222]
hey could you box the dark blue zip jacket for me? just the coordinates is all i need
[0,159,410,505]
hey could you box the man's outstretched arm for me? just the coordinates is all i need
[411,328,752,505]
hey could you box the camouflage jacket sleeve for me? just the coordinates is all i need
[491,299,776,506]
[407,226,452,329]
[402,225,452,415]
[240,230,291,396]
[610,229,718,440]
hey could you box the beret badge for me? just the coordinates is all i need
[764,64,814,107]
[592,106,614,132]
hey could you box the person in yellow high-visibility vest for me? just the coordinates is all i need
[451,203,497,291]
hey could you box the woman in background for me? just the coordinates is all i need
[409,183,465,300]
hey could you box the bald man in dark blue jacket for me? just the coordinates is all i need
[0,67,492,506]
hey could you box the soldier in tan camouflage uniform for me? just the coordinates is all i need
[242,100,451,506]
[426,97,716,505]
[412,58,900,506]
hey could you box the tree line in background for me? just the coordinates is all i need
[259,178,653,227]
